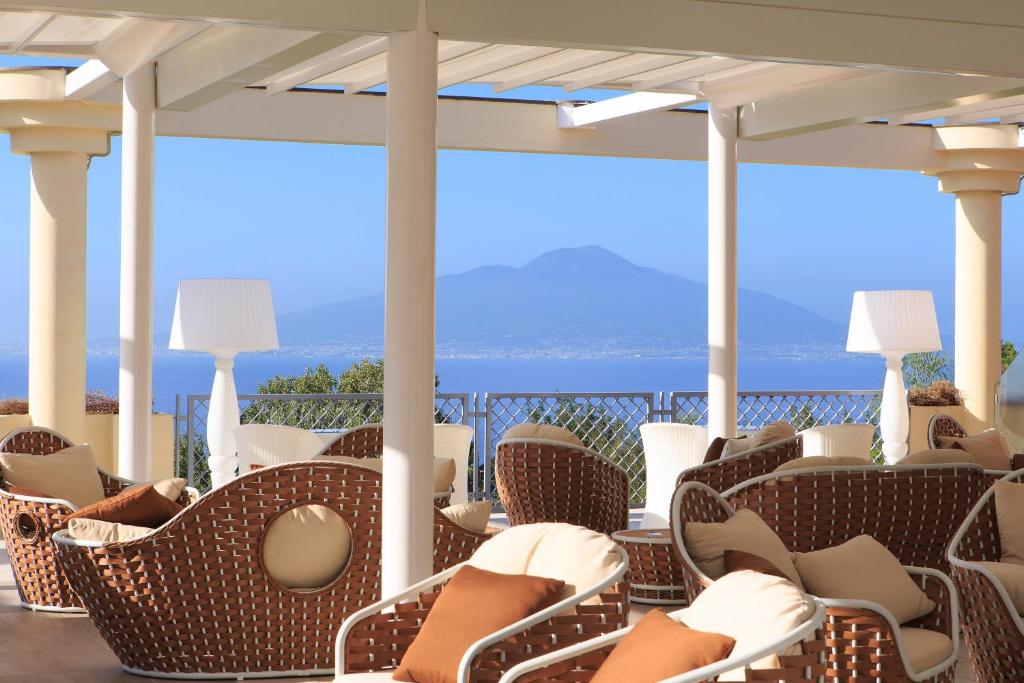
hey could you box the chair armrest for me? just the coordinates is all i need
[902,566,959,644]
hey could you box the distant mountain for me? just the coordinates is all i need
[275,246,847,359]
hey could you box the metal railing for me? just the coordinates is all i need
[174,389,881,499]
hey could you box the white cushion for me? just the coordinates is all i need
[900,627,954,675]
[501,423,583,447]
[67,518,153,543]
[0,445,105,508]
[681,570,817,681]
[468,523,621,604]
[262,504,351,590]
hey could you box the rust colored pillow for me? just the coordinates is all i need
[591,609,736,683]
[703,437,729,464]
[393,565,565,683]
[723,549,790,581]
[68,484,182,528]
[6,485,50,497]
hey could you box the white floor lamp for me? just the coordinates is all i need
[846,290,941,464]
[169,279,278,488]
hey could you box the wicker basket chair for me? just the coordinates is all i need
[499,599,827,683]
[495,437,629,536]
[675,434,803,492]
[721,462,991,574]
[926,412,1024,477]
[947,470,1024,681]
[53,460,384,678]
[0,426,190,612]
[334,523,630,682]
[670,480,962,683]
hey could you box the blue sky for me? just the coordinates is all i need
[1,56,1022,347]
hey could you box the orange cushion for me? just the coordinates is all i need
[703,437,729,464]
[393,565,565,683]
[723,549,790,581]
[591,609,736,683]
[68,484,182,527]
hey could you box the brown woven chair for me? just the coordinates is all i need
[948,470,1024,681]
[675,434,803,492]
[334,523,629,682]
[495,437,629,535]
[0,426,190,612]
[927,412,1024,476]
[670,478,963,683]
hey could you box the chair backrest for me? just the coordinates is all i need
[675,435,802,492]
[433,423,474,504]
[319,423,384,458]
[495,438,629,536]
[234,424,326,471]
[500,423,583,448]
[798,423,875,460]
[639,422,709,527]
[927,413,968,449]
[725,463,991,572]
[0,426,74,456]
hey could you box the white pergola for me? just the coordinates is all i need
[2,0,1024,592]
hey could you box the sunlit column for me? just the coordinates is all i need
[118,64,156,479]
[382,21,439,593]
[707,105,739,440]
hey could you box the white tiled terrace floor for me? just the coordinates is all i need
[0,541,980,682]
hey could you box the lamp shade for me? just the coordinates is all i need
[169,279,279,354]
[846,290,941,354]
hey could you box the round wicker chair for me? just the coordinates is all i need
[926,412,1024,477]
[947,470,1024,681]
[0,426,178,612]
[52,459,494,679]
[495,437,629,536]
[675,434,803,492]
[671,477,962,683]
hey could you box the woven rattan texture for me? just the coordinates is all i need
[727,466,990,573]
[612,532,686,604]
[926,414,967,450]
[0,427,130,610]
[432,510,494,574]
[495,440,629,535]
[949,473,1024,681]
[321,425,383,458]
[671,481,962,683]
[56,461,384,677]
[342,582,629,681]
[676,437,802,492]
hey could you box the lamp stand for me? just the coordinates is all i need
[206,355,240,488]
[879,352,910,464]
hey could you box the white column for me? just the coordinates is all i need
[707,105,738,440]
[382,23,439,594]
[118,64,156,480]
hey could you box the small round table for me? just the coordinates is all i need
[611,528,687,606]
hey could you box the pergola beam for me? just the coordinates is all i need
[94,18,206,76]
[556,92,699,128]
[156,26,359,110]
[64,58,117,99]
[263,36,385,95]
[738,71,1024,140]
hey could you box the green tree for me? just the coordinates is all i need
[258,362,337,394]
[903,351,952,389]
[1003,340,1018,372]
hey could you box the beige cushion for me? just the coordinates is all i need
[976,562,1024,613]
[125,477,188,502]
[994,479,1024,565]
[683,509,803,589]
[0,445,105,508]
[682,570,818,681]
[262,504,352,590]
[501,423,584,447]
[794,535,935,624]
[315,455,454,494]
[720,436,750,458]
[67,518,153,543]
[937,428,1010,470]
[898,449,977,466]
[773,455,874,473]
[468,522,621,604]
[900,627,954,675]
[752,421,796,448]
[441,500,493,532]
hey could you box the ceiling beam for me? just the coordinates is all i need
[629,57,742,91]
[490,49,619,93]
[340,40,484,94]
[888,93,1024,125]
[156,26,359,110]
[560,53,682,92]
[436,44,558,89]
[64,58,118,98]
[94,18,205,75]
[263,36,385,95]
[701,63,866,108]
[8,12,53,52]
[738,71,1024,140]
[556,92,699,128]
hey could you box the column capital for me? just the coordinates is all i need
[924,124,1024,195]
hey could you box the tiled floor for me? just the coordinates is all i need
[0,542,980,682]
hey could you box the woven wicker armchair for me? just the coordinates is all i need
[495,437,629,535]
[334,523,629,682]
[675,434,803,492]
[927,412,1024,476]
[499,600,827,683]
[671,480,962,682]
[0,426,194,612]
[948,470,1024,681]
